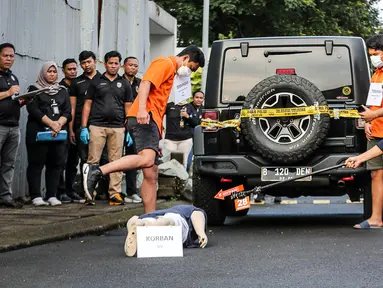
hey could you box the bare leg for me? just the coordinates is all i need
[191,211,208,248]
[93,149,158,213]
[141,165,158,213]
[355,170,383,228]
[99,149,156,175]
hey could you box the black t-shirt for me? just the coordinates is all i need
[0,69,21,126]
[85,73,133,128]
[186,103,203,129]
[59,78,71,91]
[123,75,141,100]
[26,85,72,138]
[165,102,194,141]
[70,71,101,129]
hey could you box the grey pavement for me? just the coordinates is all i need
[0,199,186,252]
[1,197,381,288]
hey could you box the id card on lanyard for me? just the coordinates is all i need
[367,72,383,106]
[51,99,60,116]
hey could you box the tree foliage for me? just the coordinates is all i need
[155,0,381,46]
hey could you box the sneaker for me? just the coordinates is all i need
[84,199,96,206]
[109,194,124,205]
[0,197,23,208]
[82,163,103,201]
[67,192,85,204]
[32,197,49,206]
[59,194,72,204]
[124,216,145,257]
[124,194,142,204]
[47,197,62,206]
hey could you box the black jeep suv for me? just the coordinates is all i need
[192,36,372,225]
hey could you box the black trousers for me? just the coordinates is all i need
[124,143,137,196]
[27,140,67,200]
[58,127,109,197]
[58,140,78,195]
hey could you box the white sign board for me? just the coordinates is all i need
[172,75,192,105]
[137,226,183,258]
[366,83,383,106]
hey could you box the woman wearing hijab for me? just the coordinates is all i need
[26,61,72,206]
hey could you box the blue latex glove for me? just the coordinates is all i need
[126,132,133,147]
[80,128,90,144]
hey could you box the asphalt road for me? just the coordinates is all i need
[1,197,382,288]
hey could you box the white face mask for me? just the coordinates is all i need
[370,55,383,68]
[177,61,192,77]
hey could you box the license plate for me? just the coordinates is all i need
[261,167,312,182]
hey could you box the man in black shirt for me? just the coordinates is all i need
[122,56,142,203]
[57,58,84,203]
[81,51,133,205]
[0,43,23,208]
[68,51,109,201]
[123,56,141,99]
[59,58,77,89]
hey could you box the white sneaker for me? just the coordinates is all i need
[124,194,142,203]
[47,197,62,206]
[32,197,49,206]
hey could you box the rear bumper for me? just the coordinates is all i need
[194,154,368,190]
[194,154,366,176]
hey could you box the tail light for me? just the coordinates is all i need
[356,118,365,129]
[202,110,219,120]
[276,68,296,75]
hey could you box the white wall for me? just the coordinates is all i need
[0,0,177,198]
[150,35,176,62]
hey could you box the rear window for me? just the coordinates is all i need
[222,46,353,103]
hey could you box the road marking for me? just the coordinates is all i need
[346,199,363,204]
[313,200,331,204]
[252,201,265,205]
[280,200,298,204]
[249,199,364,205]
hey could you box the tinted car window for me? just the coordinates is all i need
[222,46,353,103]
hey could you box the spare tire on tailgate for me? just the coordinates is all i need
[241,74,330,164]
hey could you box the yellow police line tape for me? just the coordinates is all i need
[201,105,361,129]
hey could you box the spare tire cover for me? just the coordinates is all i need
[241,74,330,164]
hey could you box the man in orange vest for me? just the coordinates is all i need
[352,34,383,229]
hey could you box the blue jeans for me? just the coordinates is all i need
[186,150,193,173]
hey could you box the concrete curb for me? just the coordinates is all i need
[0,200,185,253]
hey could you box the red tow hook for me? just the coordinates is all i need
[338,176,354,188]
[220,177,232,183]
